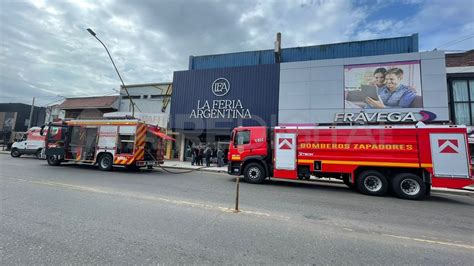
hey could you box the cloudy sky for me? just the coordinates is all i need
[1,0,473,106]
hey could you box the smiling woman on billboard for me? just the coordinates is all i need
[366,68,417,108]
[344,61,422,109]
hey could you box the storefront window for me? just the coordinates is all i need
[470,80,474,100]
[453,80,468,101]
[450,79,474,126]
[454,103,470,125]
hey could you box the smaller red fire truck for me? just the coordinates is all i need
[228,124,473,200]
[43,118,173,171]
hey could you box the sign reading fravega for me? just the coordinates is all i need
[334,110,437,123]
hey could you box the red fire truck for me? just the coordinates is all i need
[228,124,473,200]
[44,118,173,171]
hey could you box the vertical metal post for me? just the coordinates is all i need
[28,97,35,129]
[234,176,240,212]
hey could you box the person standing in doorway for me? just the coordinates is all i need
[198,145,204,166]
[205,145,212,167]
[191,145,196,166]
[217,147,224,167]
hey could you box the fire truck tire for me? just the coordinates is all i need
[243,163,266,184]
[357,170,388,196]
[47,155,61,166]
[98,154,113,171]
[392,173,426,200]
[10,148,21,157]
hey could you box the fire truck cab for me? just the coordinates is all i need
[228,124,474,200]
[43,118,173,171]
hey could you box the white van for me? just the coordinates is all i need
[10,127,46,159]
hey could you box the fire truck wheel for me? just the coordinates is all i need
[98,154,113,171]
[47,155,61,166]
[392,173,426,200]
[10,148,21,158]
[243,163,266,184]
[357,170,388,196]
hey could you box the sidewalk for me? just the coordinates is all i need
[161,160,228,173]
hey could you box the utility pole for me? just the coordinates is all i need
[28,97,35,129]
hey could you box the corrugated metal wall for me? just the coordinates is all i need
[189,34,418,70]
[170,64,280,131]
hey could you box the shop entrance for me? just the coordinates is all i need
[182,130,231,165]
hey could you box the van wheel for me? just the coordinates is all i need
[243,163,266,184]
[10,148,21,158]
[357,170,388,196]
[47,155,61,166]
[98,154,113,171]
[392,173,426,200]
[35,149,43,159]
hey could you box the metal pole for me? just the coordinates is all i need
[234,176,240,212]
[28,97,35,129]
[87,28,135,117]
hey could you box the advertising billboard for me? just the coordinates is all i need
[344,60,422,109]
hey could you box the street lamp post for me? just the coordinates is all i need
[87,28,135,117]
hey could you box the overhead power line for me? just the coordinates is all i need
[435,34,474,50]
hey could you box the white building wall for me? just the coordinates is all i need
[118,83,172,128]
[278,51,449,124]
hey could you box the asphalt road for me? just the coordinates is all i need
[1,154,473,264]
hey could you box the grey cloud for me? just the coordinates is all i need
[1,0,472,107]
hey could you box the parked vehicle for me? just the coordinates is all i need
[228,124,473,200]
[10,127,46,158]
[43,118,174,171]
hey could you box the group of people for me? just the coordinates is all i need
[190,144,225,167]
[366,67,417,108]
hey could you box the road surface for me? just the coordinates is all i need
[1,155,473,264]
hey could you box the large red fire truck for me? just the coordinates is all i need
[43,118,173,171]
[228,124,473,200]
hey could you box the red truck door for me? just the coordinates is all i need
[274,131,297,171]
[429,133,470,178]
[232,129,252,161]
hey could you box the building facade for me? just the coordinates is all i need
[58,96,119,119]
[170,34,432,161]
[0,103,46,143]
[446,50,474,125]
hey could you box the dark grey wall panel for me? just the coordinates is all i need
[171,64,280,131]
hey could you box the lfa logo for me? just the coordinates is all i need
[211,78,230,97]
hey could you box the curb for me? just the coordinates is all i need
[431,188,474,197]
[160,166,228,174]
